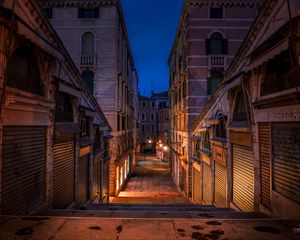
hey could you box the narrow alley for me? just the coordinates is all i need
[112,154,190,204]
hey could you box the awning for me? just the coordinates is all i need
[59,82,81,97]
[247,38,289,70]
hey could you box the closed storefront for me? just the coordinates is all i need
[213,143,227,208]
[2,126,46,215]
[202,162,212,205]
[53,136,75,209]
[93,155,101,202]
[271,123,300,204]
[192,163,202,204]
[78,154,89,204]
[214,162,227,207]
[232,144,254,212]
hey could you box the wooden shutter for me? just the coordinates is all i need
[206,39,211,55]
[222,39,228,54]
[215,162,227,208]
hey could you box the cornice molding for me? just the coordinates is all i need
[186,0,263,8]
[39,0,118,8]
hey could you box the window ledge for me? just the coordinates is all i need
[200,149,212,157]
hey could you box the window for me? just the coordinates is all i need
[206,32,228,55]
[151,113,155,121]
[208,72,223,95]
[210,7,223,19]
[215,116,226,138]
[117,113,120,131]
[141,113,145,121]
[81,32,95,55]
[183,81,187,98]
[78,7,99,18]
[233,91,249,122]
[142,125,145,132]
[81,71,94,93]
[94,128,102,151]
[152,102,155,109]
[43,8,52,19]
[142,101,146,108]
[261,50,300,96]
[203,131,211,150]
[5,48,43,95]
[56,92,73,122]
[81,116,90,137]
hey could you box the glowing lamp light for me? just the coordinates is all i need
[163,146,168,152]
[148,140,152,144]
[159,143,163,148]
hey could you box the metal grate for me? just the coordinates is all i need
[2,126,46,215]
[215,162,227,208]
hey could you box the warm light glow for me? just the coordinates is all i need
[148,140,152,144]
[159,140,162,143]
[163,146,168,151]
[159,143,163,148]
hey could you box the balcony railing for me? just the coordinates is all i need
[208,55,226,67]
[80,55,96,67]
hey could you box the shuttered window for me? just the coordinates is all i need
[5,48,43,95]
[272,123,300,203]
[82,32,95,55]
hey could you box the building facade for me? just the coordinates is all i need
[191,0,300,218]
[40,0,139,197]
[0,0,111,214]
[168,0,263,198]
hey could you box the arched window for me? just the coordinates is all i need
[206,32,228,55]
[233,91,248,122]
[216,115,226,138]
[5,48,43,95]
[203,131,211,150]
[141,113,145,121]
[81,71,94,93]
[208,71,223,95]
[81,32,95,55]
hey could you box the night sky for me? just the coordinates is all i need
[121,0,183,96]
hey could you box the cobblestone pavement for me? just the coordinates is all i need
[112,154,190,204]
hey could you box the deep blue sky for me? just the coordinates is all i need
[121,0,183,96]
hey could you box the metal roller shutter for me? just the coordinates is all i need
[202,163,212,205]
[233,145,254,212]
[214,162,227,208]
[193,167,202,204]
[2,126,46,215]
[78,155,89,204]
[272,123,300,203]
[93,161,101,201]
[259,123,271,209]
[53,140,75,209]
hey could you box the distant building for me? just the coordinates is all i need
[0,0,110,214]
[138,91,169,153]
[169,0,263,198]
[40,0,139,197]
[191,0,300,217]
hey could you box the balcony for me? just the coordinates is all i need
[80,55,96,67]
[208,55,226,68]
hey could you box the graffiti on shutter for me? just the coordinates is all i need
[2,126,46,215]
[272,123,300,203]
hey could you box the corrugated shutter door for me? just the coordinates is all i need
[193,167,202,204]
[233,145,254,212]
[78,155,89,204]
[215,162,227,208]
[93,161,100,201]
[2,126,46,215]
[53,140,75,209]
[202,163,212,205]
[259,123,271,209]
[272,123,300,203]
